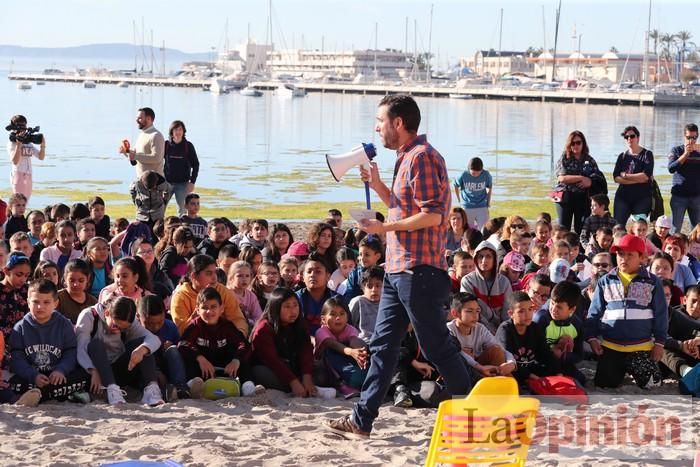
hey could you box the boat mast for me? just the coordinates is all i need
[497,8,503,79]
[551,0,562,82]
[643,0,651,87]
[426,3,433,82]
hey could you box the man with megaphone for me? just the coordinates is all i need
[328,95,472,440]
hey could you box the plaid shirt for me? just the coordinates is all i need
[385,134,450,273]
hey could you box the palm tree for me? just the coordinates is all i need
[660,33,677,81]
[676,30,693,68]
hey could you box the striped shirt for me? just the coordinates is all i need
[385,134,450,273]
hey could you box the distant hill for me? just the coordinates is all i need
[0,43,210,62]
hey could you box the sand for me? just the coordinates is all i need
[0,364,696,467]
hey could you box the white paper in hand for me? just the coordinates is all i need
[349,208,377,223]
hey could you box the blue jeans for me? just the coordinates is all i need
[351,265,472,433]
[158,345,188,387]
[670,194,700,233]
[325,350,368,389]
[171,182,189,216]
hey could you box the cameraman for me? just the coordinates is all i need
[6,115,45,200]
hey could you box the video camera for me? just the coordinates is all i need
[5,123,43,145]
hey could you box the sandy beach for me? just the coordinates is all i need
[0,361,696,467]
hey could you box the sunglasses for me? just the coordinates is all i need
[686,135,698,141]
[510,224,526,230]
[592,262,610,268]
[623,134,637,140]
[571,140,583,146]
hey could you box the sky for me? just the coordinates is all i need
[1,0,697,66]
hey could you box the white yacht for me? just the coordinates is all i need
[240,86,263,97]
[276,83,306,98]
[210,79,229,94]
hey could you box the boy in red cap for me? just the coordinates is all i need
[585,234,668,388]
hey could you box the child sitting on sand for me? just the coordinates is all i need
[390,323,446,408]
[75,296,163,405]
[496,291,559,388]
[8,279,90,407]
[227,261,263,330]
[448,250,475,293]
[328,247,357,292]
[138,295,199,400]
[586,234,667,389]
[340,236,382,301]
[447,292,516,380]
[0,252,32,354]
[460,241,512,333]
[296,253,338,335]
[533,281,585,386]
[349,266,384,345]
[661,286,700,395]
[57,259,97,324]
[178,287,256,396]
[252,260,280,311]
[250,288,317,397]
[314,297,368,395]
[38,220,82,273]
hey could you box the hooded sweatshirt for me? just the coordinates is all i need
[75,303,161,369]
[129,173,173,222]
[460,241,513,333]
[9,311,77,382]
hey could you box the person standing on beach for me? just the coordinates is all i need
[327,94,472,440]
[164,120,200,216]
[6,115,45,201]
[668,123,700,233]
[120,107,165,178]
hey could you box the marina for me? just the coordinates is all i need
[7,71,700,107]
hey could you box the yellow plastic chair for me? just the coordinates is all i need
[425,377,540,467]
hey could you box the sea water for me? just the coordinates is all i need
[1,70,698,210]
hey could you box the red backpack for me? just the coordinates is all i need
[527,375,588,405]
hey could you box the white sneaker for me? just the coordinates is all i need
[187,377,204,399]
[241,381,256,397]
[15,388,42,407]
[141,382,165,406]
[105,384,126,405]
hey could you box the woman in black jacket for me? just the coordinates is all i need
[164,120,200,216]
[552,131,604,233]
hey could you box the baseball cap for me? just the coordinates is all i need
[503,251,525,272]
[655,215,672,229]
[610,234,646,255]
[287,241,310,257]
[549,258,571,284]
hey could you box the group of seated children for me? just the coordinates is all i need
[3,190,700,410]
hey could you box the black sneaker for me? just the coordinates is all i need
[393,388,413,408]
[176,385,192,400]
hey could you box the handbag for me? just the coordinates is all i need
[649,178,664,223]
[548,188,570,204]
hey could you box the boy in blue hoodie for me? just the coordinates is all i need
[8,279,90,406]
[586,234,668,389]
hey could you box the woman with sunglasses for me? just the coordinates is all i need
[553,131,604,233]
[613,125,655,225]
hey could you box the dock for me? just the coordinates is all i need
[8,72,700,107]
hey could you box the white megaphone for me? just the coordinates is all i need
[326,143,377,182]
[326,143,377,209]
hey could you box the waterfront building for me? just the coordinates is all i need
[530,52,660,83]
[266,48,413,80]
[460,50,533,77]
